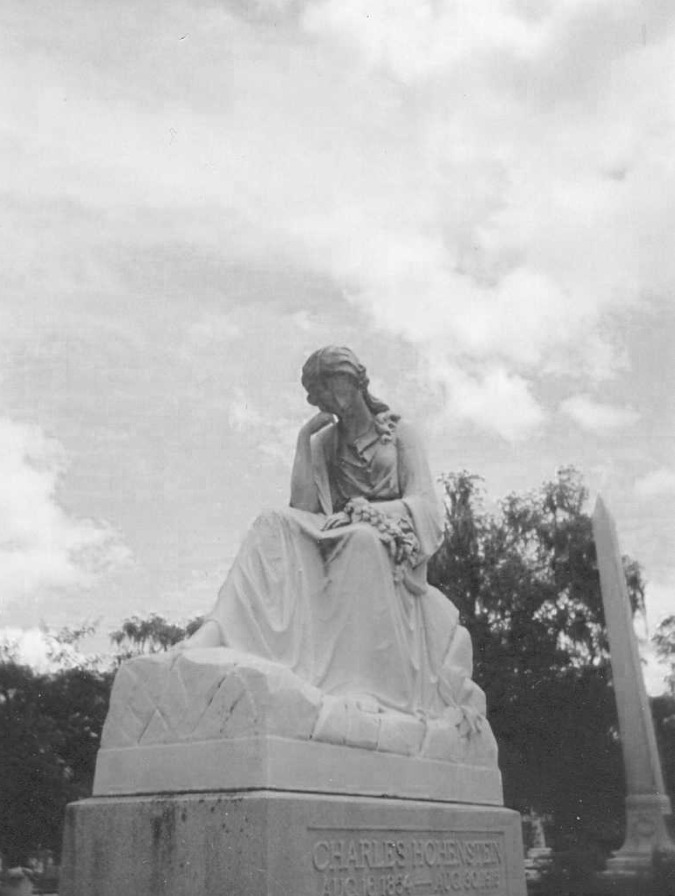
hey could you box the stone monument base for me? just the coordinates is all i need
[60,790,526,896]
[93,736,502,805]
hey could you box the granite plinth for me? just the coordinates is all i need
[60,791,526,896]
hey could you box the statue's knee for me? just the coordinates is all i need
[252,508,287,530]
[450,626,473,676]
[349,523,382,551]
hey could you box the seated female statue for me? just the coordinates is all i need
[183,345,473,719]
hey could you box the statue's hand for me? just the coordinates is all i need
[301,411,335,436]
[322,511,351,531]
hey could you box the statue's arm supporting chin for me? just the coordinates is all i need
[289,429,322,512]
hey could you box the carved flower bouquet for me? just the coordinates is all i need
[344,497,420,580]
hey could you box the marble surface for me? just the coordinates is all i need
[98,348,501,801]
[94,734,503,803]
[98,647,499,796]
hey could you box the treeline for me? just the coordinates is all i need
[0,468,673,868]
[427,468,675,857]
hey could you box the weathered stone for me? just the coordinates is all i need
[101,649,323,749]
[98,647,499,771]
[376,710,425,756]
[93,736,504,804]
[60,791,527,896]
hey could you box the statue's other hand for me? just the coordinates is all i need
[302,411,335,436]
[322,511,351,531]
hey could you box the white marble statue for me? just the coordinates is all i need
[101,347,496,766]
[183,345,472,716]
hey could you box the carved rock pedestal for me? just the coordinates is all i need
[61,791,526,896]
[60,649,526,896]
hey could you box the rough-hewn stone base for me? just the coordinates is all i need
[60,791,526,896]
[101,649,499,770]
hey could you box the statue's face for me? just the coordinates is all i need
[310,373,359,415]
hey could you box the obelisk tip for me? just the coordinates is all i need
[593,494,608,521]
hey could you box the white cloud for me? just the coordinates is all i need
[227,388,265,432]
[186,314,242,349]
[0,418,129,611]
[303,0,544,83]
[645,577,675,628]
[635,468,675,499]
[226,388,300,463]
[425,357,545,441]
[641,575,675,696]
[0,627,49,669]
[1,0,674,442]
[0,625,105,671]
[560,395,640,432]
[639,638,671,697]
[291,310,314,332]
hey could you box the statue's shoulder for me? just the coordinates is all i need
[389,417,429,462]
[381,414,419,443]
[373,410,401,444]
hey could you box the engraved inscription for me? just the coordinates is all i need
[309,831,506,895]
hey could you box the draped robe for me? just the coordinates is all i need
[205,419,472,717]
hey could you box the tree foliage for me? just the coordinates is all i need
[652,618,675,806]
[428,466,650,853]
[109,613,202,662]
[0,617,202,864]
[0,659,113,865]
[654,615,675,697]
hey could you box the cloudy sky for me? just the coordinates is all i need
[1,0,674,692]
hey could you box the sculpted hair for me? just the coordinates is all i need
[301,346,390,415]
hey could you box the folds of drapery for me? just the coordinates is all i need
[207,508,466,715]
[205,420,469,716]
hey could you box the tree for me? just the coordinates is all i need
[0,658,113,865]
[109,613,203,662]
[652,618,675,808]
[654,615,675,697]
[428,467,646,854]
[0,616,205,865]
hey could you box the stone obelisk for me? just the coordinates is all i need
[592,496,675,878]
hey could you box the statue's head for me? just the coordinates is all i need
[301,346,389,414]
[301,346,366,406]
